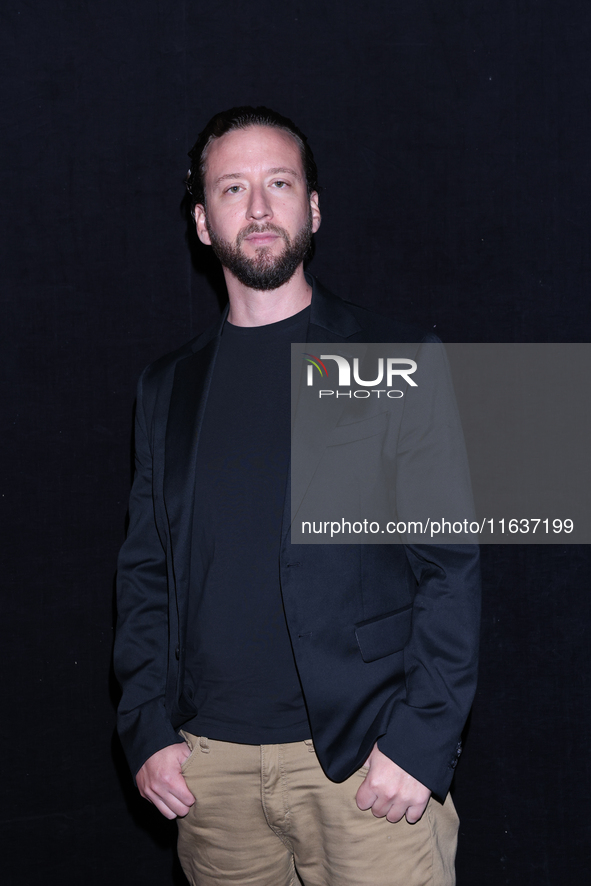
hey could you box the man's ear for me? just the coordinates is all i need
[310,191,321,234]
[193,204,211,246]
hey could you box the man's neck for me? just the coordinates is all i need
[224,265,312,327]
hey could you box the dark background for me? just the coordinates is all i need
[1,1,589,883]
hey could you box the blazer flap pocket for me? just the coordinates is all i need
[354,606,412,662]
[328,412,388,447]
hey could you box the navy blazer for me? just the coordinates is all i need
[115,274,480,799]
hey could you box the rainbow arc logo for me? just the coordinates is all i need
[303,353,329,378]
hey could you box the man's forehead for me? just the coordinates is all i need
[204,125,304,179]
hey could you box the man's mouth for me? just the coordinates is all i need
[238,224,288,248]
[243,232,280,246]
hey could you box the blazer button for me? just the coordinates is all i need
[175,644,180,660]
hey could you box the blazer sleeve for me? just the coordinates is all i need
[377,340,481,798]
[376,543,480,798]
[114,369,185,778]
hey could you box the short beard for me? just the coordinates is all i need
[207,212,313,291]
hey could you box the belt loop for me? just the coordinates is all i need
[199,736,210,753]
[304,739,314,753]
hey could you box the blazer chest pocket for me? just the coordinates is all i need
[354,605,412,662]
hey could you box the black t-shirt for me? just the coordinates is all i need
[184,307,311,743]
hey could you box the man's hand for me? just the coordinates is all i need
[136,742,196,820]
[355,744,431,824]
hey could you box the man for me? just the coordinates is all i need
[115,106,480,886]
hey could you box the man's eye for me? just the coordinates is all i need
[226,185,241,194]
[274,180,287,188]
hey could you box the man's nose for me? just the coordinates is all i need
[246,186,272,221]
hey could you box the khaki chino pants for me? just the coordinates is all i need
[177,734,458,886]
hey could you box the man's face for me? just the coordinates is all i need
[194,125,320,290]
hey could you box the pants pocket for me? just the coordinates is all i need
[179,731,204,774]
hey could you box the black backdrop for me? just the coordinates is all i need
[2,2,590,884]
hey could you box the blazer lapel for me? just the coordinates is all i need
[163,317,225,583]
[286,276,364,535]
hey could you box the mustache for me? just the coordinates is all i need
[237,223,289,246]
